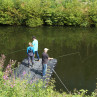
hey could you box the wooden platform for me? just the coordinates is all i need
[14,58,57,83]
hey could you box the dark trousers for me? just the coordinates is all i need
[35,51,39,60]
[28,54,34,66]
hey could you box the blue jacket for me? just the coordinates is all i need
[27,46,35,54]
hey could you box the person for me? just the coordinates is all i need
[42,48,53,77]
[32,36,40,61]
[27,42,35,67]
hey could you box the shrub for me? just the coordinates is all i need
[0,54,92,97]
[88,1,97,26]
[26,18,43,27]
[0,0,97,27]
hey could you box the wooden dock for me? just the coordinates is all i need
[14,58,57,83]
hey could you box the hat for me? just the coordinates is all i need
[32,36,36,39]
[44,48,49,51]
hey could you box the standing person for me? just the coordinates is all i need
[32,36,40,61]
[42,48,53,77]
[27,42,35,67]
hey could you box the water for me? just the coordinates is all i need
[0,26,97,94]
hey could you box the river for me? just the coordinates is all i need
[0,26,97,94]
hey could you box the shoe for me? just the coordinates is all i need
[35,59,40,61]
[29,65,31,67]
[27,64,29,67]
[37,60,40,61]
[29,65,32,68]
[32,63,34,67]
[43,76,45,77]
[41,72,43,76]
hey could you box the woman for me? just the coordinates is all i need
[27,42,35,67]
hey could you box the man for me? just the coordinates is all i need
[32,36,40,61]
[42,48,53,77]
[27,42,35,67]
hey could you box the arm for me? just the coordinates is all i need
[32,41,35,46]
[47,54,53,60]
[48,57,53,60]
[27,47,28,54]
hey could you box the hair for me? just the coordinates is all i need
[29,42,33,47]
[32,36,36,39]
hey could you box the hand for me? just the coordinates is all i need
[49,58,53,60]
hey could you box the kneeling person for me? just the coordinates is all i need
[42,48,53,77]
[27,42,35,67]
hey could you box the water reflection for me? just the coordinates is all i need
[0,26,97,93]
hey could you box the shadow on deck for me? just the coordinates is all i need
[14,58,57,83]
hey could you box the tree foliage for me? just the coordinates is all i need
[0,0,97,27]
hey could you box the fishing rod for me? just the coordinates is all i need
[53,52,82,63]
[55,52,80,58]
[3,49,81,62]
[82,52,97,63]
[51,52,81,93]
[4,49,27,56]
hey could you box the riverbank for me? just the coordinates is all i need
[0,0,97,27]
[0,55,96,97]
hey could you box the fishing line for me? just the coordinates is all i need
[5,49,26,56]
[55,52,80,58]
[82,52,97,63]
[53,69,70,93]
[52,52,81,93]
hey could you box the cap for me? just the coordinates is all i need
[44,48,49,51]
[32,36,36,39]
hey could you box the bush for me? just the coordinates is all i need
[0,0,97,27]
[0,54,95,97]
[26,18,43,27]
[88,1,97,26]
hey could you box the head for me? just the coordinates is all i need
[32,36,36,40]
[29,42,33,47]
[44,48,49,53]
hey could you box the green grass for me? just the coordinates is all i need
[0,54,97,97]
[0,70,96,97]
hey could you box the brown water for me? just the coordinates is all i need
[0,26,97,94]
